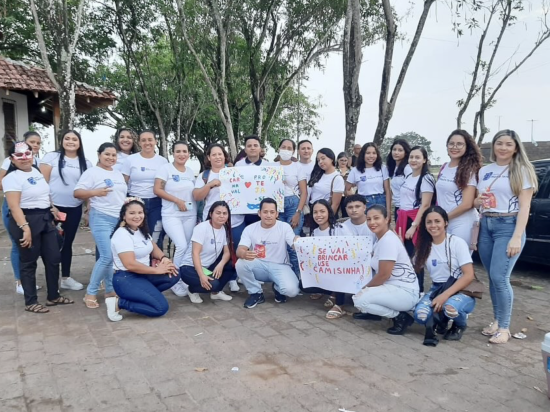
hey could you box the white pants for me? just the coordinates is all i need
[162,215,196,267]
[352,284,419,319]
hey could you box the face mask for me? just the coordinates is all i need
[279,149,293,161]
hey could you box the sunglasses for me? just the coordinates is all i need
[11,151,33,158]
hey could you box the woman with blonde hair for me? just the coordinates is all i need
[475,130,538,344]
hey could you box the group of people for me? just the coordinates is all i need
[1,127,537,346]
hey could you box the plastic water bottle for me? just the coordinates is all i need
[542,332,550,399]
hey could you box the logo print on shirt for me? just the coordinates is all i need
[141,167,146,172]
[104,179,114,188]
[431,259,437,267]
[27,177,37,185]
[172,175,180,182]
[210,239,215,244]
[360,176,367,182]
[483,172,493,181]
[60,159,66,168]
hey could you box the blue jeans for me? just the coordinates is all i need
[236,259,300,297]
[278,196,303,276]
[113,270,179,317]
[478,215,525,329]
[142,197,163,249]
[365,193,386,209]
[87,209,118,295]
[414,284,476,327]
[2,199,20,281]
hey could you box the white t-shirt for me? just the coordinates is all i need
[1,156,40,171]
[121,153,168,198]
[111,227,153,271]
[2,168,50,209]
[371,230,419,292]
[390,164,412,208]
[436,163,478,223]
[194,170,245,228]
[399,173,435,211]
[41,152,93,207]
[313,224,352,237]
[347,165,389,196]
[155,163,196,218]
[341,219,376,244]
[477,163,533,214]
[276,161,306,197]
[234,158,270,167]
[114,152,130,172]
[181,221,227,267]
[239,220,295,265]
[425,234,473,283]
[309,171,345,203]
[298,161,315,183]
[74,166,128,218]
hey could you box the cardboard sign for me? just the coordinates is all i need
[219,166,285,214]
[296,236,373,294]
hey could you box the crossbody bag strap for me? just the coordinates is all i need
[487,166,509,191]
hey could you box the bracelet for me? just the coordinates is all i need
[18,222,29,229]
[159,255,167,261]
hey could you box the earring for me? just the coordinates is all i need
[121,221,126,227]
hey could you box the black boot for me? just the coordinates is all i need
[444,324,467,341]
[433,313,449,335]
[387,312,414,335]
[353,313,382,321]
[422,318,439,347]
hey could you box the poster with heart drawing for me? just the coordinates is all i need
[219,166,285,214]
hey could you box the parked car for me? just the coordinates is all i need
[522,159,550,265]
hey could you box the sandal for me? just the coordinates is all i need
[326,305,346,320]
[309,293,323,300]
[489,329,511,344]
[324,296,336,308]
[83,296,99,309]
[46,296,75,306]
[481,320,499,336]
[25,304,49,314]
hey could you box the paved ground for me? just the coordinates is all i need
[1,226,549,412]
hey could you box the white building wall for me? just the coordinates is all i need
[0,89,29,162]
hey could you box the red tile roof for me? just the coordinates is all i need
[0,57,116,100]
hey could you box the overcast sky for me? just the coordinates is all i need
[43,1,550,168]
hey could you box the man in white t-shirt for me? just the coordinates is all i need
[236,198,300,308]
[342,194,376,243]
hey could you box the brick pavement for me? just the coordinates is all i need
[1,227,549,412]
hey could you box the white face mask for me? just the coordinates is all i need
[279,149,293,161]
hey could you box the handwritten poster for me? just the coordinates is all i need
[219,166,285,214]
[295,236,373,294]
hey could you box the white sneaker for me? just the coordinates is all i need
[105,297,123,322]
[211,291,233,301]
[16,283,43,295]
[229,280,240,292]
[171,279,189,297]
[188,292,203,304]
[60,277,84,290]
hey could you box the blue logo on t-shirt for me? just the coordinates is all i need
[27,177,37,185]
[172,175,180,182]
[432,259,437,267]
[104,179,114,187]
[210,239,215,244]
[360,176,367,182]
[60,159,66,168]
[483,172,493,181]
[140,167,146,172]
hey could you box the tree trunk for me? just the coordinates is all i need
[342,0,363,154]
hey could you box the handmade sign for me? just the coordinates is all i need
[219,166,285,214]
[295,236,373,294]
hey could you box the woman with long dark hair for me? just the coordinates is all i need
[1,131,42,294]
[474,130,538,344]
[386,139,412,222]
[346,143,391,211]
[74,143,128,309]
[41,130,92,291]
[436,130,482,248]
[179,201,236,301]
[106,198,179,322]
[395,146,435,292]
[412,206,476,346]
[308,148,345,214]
[2,142,74,313]
[113,127,139,171]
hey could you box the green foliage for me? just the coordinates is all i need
[379,131,439,164]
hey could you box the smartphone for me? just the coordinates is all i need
[57,211,67,222]
[186,201,194,211]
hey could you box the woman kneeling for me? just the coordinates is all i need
[413,206,476,346]
[107,198,179,321]
[352,205,420,335]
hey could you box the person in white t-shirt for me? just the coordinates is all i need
[74,143,128,309]
[342,194,376,243]
[395,146,436,293]
[352,205,420,335]
[308,148,345,214]
[179,201,236,302]
[0,131,42,294]
[346,143,391,212]
[473,130,538,344]
[106,199,179,322]
[436,130,482,249]
[386,138,412,222]
[41,130,93,291]
[412,206,476,346]
[121,130,168,247]
[2,142,74,313]
[236,198,300,309]
[297,140,315,182]
[154,141,197,298]
[113,128,139,172]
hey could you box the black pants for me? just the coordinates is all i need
[56,205,82,278]
[403,216,424,293]
[179,256,234,294]
[9,210,61,306]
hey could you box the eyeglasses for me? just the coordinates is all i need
[447,142,465,149]
[11,151,33,158]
